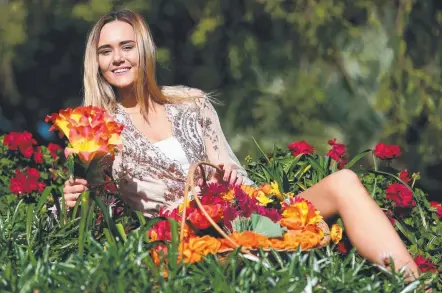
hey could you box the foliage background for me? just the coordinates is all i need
[1,0,441,201]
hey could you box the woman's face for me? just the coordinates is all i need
[97,20,139,90]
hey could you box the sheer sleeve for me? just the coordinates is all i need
[198,97,255,185]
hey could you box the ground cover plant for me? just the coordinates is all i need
[0,132,440,292]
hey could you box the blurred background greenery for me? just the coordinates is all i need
[0,0,441,200]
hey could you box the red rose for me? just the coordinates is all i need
[373,143,401,160]
[33,146,44,164]
[327,138,346,162]
[188,204,223,230]
[399,169,411,184]
[430,202,442,219]
[9,168,46,195]
[47,143,62,160]
[288,140,315,157]
[414,255,436,273]
[385,183,415,208]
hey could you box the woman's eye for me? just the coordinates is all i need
[99,50,111,55]
[123,46,134,51]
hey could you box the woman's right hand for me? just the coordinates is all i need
[63,177,89,208]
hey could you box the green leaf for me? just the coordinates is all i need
[251,213,285,238]
[306,157,326,178]
[343,149,371,169]
[36,186,51,212]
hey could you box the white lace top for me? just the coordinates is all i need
[153,137,191,175]
[112,87,254,217]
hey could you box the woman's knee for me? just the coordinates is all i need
[326,169,362,200]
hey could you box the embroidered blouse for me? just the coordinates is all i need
[112,89,253,217]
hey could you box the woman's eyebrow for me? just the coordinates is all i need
[97,40,135,51]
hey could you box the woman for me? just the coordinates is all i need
[64,8,420,279]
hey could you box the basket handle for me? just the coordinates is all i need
[180,162,251,254]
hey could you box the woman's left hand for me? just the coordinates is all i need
[203,164,244,186]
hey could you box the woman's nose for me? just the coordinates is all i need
[113,49,124,64]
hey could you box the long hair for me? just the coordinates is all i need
[83,8,202,115]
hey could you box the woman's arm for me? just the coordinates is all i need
[197,95,254,186]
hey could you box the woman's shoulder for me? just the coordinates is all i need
[161,85,206,101]
[161,85,218,112]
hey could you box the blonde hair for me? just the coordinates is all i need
[82,8,203,115]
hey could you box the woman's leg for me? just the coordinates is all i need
[298,169,419,277]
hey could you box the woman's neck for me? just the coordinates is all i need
[117,86,156,112]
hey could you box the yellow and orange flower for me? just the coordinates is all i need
[330,223,343,244]
[45,106,124,166]
[178,235,221,263]
[280,198,322,230]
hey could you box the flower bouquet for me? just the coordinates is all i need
[45,106,124,252]
[149,162,342,264]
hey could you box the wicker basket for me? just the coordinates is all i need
[180,162,331,260]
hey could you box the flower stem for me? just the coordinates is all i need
[78,190,90,255]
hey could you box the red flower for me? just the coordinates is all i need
[33,146,44,164]
[430,202,442,219]
[327,139,346,162]
[385,183,415,208]
[3,131,37,158]
[47,143,62,160]
[288,140,315,157]
[384,210,396,225]
[399,169,411,184]
[9,168,46,195]
[338,158,347,169]
[414,255,437,273]
[373,143,401,160]
[188,204,223,230]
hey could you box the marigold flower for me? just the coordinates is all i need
[288,140,315,157]
[230,231,272,249]
[280,198,322,229]
[373,143,401,160]
[385,183,415,208]
[330,224,343,244]
[178,236,221,263]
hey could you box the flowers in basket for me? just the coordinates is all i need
[149,181,343,264]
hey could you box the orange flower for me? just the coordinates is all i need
[178,235,221,263]
[46,106,124,166]
[241,185,260,198]
[221,189,235,202]
[230,231,272,249]
[260,184,273,195]
[269,230,322,251]
[280,199,322,230]
[188,204,223,230]
[330,224,343,244]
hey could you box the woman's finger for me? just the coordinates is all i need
[234,176,243,186]
[223,165,232,183]
[74,178,88,186]
[229,170,238,186]
[64,184,88,194]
